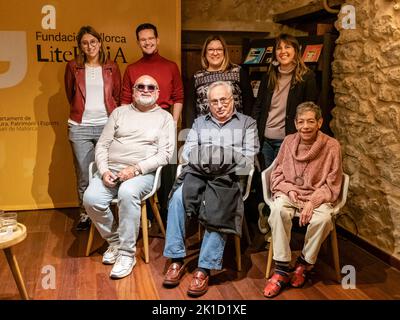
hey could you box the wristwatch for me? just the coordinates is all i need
[134,167,140,176]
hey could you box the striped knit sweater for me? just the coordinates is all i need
[271,131,343,208]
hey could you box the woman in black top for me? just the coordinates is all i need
[252,34,318,234]
[252,33,318,170]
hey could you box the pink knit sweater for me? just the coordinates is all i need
[271,131,343,208]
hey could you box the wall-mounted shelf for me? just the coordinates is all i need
[273,0,344,33]
[181,30,270,46]
[273,0,345,25]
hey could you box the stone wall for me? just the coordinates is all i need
[182,0,315,34]
[182,0,400,261]
[332,0,400,259]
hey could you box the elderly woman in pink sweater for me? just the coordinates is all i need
[263,101,343,298]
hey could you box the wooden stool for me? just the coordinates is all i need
[0,223,29,299]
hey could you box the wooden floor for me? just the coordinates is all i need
[1,208,400,300]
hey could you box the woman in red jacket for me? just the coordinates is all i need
[64,26,121,231]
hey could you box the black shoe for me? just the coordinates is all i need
[258,203,270,235]
[76,216,91,231]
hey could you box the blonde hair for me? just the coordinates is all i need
[267,33,310,90]
[200,35,234,72]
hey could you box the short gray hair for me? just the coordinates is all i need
[207,81,234,101]
[295,101,322,120]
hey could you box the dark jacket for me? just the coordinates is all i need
[64,59,121,123]
[252,69,318,146]
[171,145,246,236]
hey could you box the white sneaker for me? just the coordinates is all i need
[110,255,136,279]
[102,246,119,265]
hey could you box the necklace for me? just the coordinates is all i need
[293,143,311,186]
[294,161,309,186]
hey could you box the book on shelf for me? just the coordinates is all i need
[264,57,272,64]
[302,44,323,63]
[262,46,274,64]
[243,47,266,64]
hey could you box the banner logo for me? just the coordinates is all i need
[41,4,56,30]
[0,31,28,89]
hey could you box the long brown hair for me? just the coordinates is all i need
[267,33,310,90]
[75,25,107,66]
[200,35,234,72]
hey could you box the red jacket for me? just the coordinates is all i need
[64,59,121,123]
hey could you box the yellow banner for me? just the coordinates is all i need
[0,0,181,210]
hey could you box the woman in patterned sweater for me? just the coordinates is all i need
[183,35,254,129]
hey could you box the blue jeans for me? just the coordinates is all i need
[259,138,283,217]
[261,138,283,169]
[163,185,227,270]
[83,172,155,257]
[68,124,104,208]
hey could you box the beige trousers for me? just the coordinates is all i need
[268,194,333,265]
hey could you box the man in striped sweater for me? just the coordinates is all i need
[264,101,343,298]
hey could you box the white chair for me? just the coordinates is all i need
[176,163,254,272]
[85,162,165,264]
[261,161,350,282]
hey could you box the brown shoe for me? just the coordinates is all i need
[187,270,209,297]
[163,262,186,287]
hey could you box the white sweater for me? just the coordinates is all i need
[95,104,175,176]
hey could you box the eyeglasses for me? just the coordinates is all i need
[209,96,232,107]
[207,48,224,53]
[139,36,157,43]
[133,84,158,92]
[81,39,99,48]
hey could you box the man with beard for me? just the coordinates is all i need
[120,23,184,223]
[83,75,175,279]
